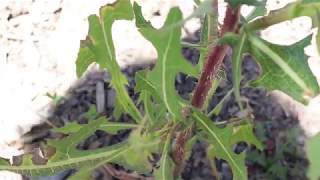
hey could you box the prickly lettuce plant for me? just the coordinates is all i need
[1,0,320,179]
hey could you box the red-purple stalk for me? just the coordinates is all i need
[191,5,241,109]
[172,3,241,178]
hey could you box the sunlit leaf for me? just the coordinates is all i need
[248,34,320,104]
[135,70,167,127]
[57,119,137,136]
[52,122,82,134]
[193,110,260,180]
[133,3,198,120]
[76,0,142,122]
[0,118,131,177]
[231,32,247,109]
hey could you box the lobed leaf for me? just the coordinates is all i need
[231,123,263,150]
[248,34,320,104]
[193,110,262,180]
[133,3,198,120]
[75,0,142,122]
[135,70,167,127]
[52,118,138,135]
[0,117,133,177]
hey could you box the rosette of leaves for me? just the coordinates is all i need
[1,0,320,179]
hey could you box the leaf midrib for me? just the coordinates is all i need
[249,35,308,90]
[193,113,245,179]
[99,15,142,122]
[0,147,128,172]
[162,25,175,116]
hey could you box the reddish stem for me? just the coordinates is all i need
[172,3,241,178]
[191,5,241,109]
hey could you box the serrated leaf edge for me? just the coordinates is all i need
[249,34,308,91]
[192,112,245,179]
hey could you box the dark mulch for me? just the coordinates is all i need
[24,36,308,180]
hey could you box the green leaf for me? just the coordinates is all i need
[76,47,95,77]
[46,92,63,106]
[313,10,320,55]
[135,70,167,127]
[184,136,197,161]
[226,0,264,7]
[154,133,174,180]
[52,118,138,135]
[231,124,263,150]
[218,32,240,47]
[0,117,131,177]
[68,166,97,180]
[161,0,214,34]
[98,121,139,134]
[193,110,260,180]
[188,0,213,18]
[135,70,159,100]
[0,115,145,178]
[83,105,99,120]
[248,34,320,104]
[306,133,320,180]
[244,0,267,22]
[76,0,142,122]
[231,32,247,109]
[140,90,167,128]
[52,122,82,134]
[245,2,320,32]
[302,0,319,4]
[123,130,160,173]
[133,3,198,120]
[268,161,287,179]
[208,88,233,117]
[246,151,266,166]
[316,27,320,55]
